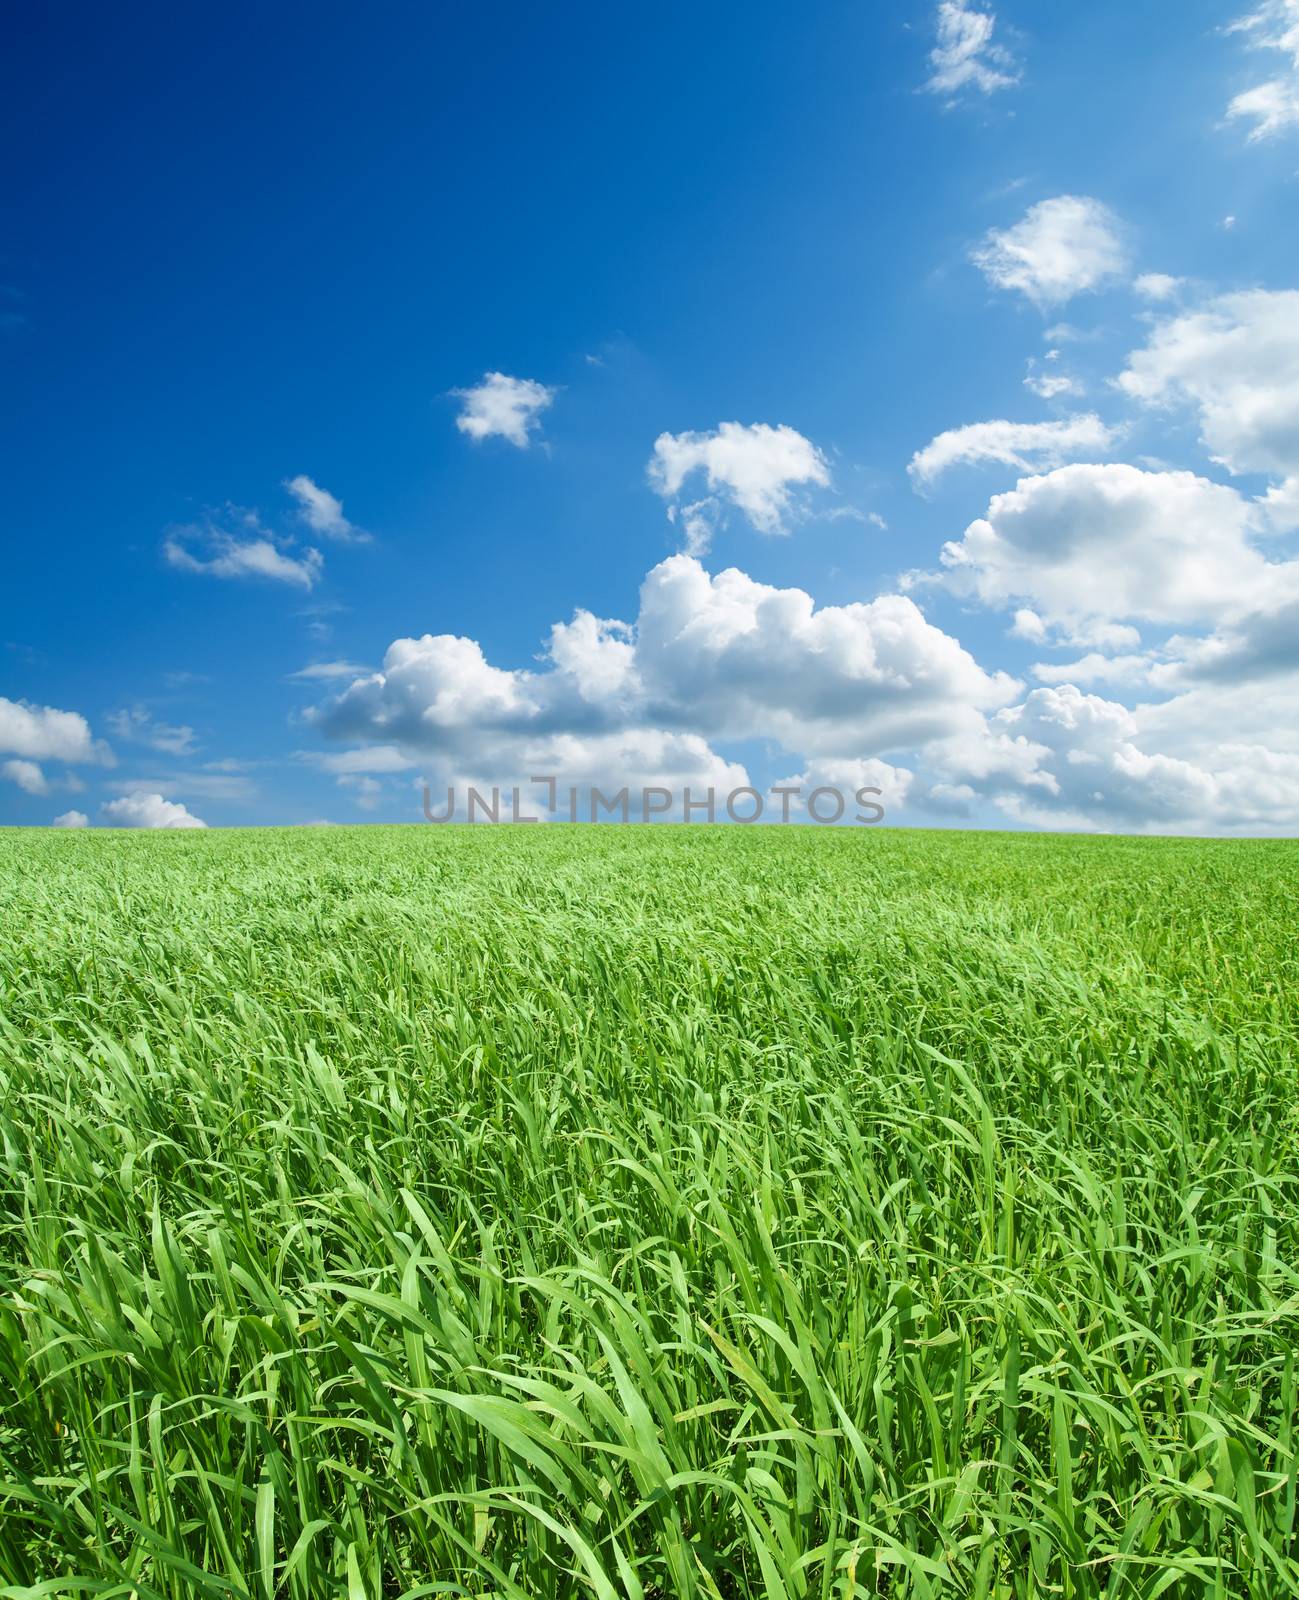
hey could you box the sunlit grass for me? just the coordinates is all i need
[1,824,1296,1597]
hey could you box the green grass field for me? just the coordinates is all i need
[1,825,1297,1598]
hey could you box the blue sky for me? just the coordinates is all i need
[4,1,1299,831]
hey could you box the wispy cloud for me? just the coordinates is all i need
[164,516,323,589]
[923,0,1020,99]
[288,660,372,681]
[1226,0,1299,141]
[910,414,1119,487]
[284,475,369,542]
[108,706,198,756]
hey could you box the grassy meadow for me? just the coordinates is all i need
[1,823,1297,1598]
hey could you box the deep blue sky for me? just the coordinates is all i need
[4,2,1298,830]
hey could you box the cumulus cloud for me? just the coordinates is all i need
[909,413,1117,486]
[972,197,1128,307]
[939,462,1295,630]
[632,558,1019,755]
[974,682,1299,834]
[648,422,831,541]
[284,475,367,541]
[52,809,88,829]
[0,696,110,765]
[164,518,322,588]
[547,611,637,700]
[1226,1,1299,140]
[1151,597,1299,688]
[1257,474,1299,532]
[771,758,914,823]
[313,554,1020,788]
[2,758,49,795]
[101,791,208,829]
[1117,291,1299,505]
[923,0,1019,98]
[453,372,556,448]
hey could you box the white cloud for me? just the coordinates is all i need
[51,809,88,829]
[923,0,1019,98]
[297,498,1299,833]
[306,745,416,775]
[632,558,1018,754]
[108,707,198,756]
[939,462,1295,630]
[0,696,110,764]
[289,660,372,681]
[1228,77,1299,137]
[1031,652,1153,687]
[1257,474,1299,532]
[547,611,637,700]
[164,521,322,588]
[1044,322,1102,344]
[968,681,1299,834]
[420,731,754,822]
[453,372,556,448]
[648,422,831,537]
[1024,367,1084,399]
[972,196,1128,307]
[909,413,1117,486]
[101,791,208,829]
[1010,607,1047,643]
[314,554,1019,787]
[284,475,367,542]
[1117,291,1299,489]
[1149,593,1299,689]
[668,498,722,558]
[1133,272,1184,301]
[772,758,914,822]
[1226,1,1299,140]
[2,758,49,795]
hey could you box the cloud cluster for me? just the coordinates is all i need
[314,555,1019,786]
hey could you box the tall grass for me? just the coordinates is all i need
[1,824,1296,1597]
